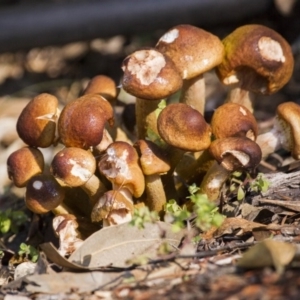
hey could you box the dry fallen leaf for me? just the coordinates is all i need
[237,239,297,273]
[213,217,266,238]
[41,221,185,270]
[25,271,122,294]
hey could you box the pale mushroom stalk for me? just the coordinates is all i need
[256,102,300,160]
[135,98,161,139]
[256,127,283,160]
[143,173,167,212]
[224,82,256,112]
[79,174,107,206]
[199,161,231,202]
[179,74,205,113]
[51,203,76,216]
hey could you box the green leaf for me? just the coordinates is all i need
[237,186,245,200]
[0,216,11,234]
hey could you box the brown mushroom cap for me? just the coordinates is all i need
[83,75,117,103]
[134,139,170,175]
[121,48,182,100]
[51,147,96,187]
[91,189,134,224]
[7,147,44,188]
[25,174,65,214]
[156,24,224,80]
[16,93,58,147]
[211,103,258,140]
[157,103,211,151]
[216,24,294,94]
[276,101,300,159]
[58,94,114,149]
[99,141,145,198]
[209,137,262,172]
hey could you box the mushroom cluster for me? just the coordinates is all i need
[6,23,296,241]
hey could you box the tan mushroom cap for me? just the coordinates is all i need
[156,24,224,80]
[99,141,145,198]
[157,103,211,151]
[276,101,300,159]
[16,93,58,147]
[83,75,117,103]
[51,147,96,187]
[7,147,44,188]
[209,137,262,172]
[134,140,170,175]
[25,174,65,214]
[58,94,114,149]
[121,48,182,100]
[216,24,294,94]
[211,103,258,140]
[91,190,134,224]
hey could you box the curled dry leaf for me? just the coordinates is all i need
[237,239,297,274]
[41,221,185,270]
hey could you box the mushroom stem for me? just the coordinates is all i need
[135,98,160,139]
[179,74,205,114]
[176,149,214,184]
[225,84,255,112]
[144,173,167,212]
[199,161,230,202]
[51,203,75,216]
[256,115,290,159]
[80,175,107,206]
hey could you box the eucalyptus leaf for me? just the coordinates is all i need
[68,221,185,268]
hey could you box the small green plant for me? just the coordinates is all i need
[229,171,270,201]
[164,199,191,232]
[129,206,159,229]
[164,184,224,232]
[249,173,270,193]
[18,243,39,263]
[188,185,224,232]
[0,209,28,235]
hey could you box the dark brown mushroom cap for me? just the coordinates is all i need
[156,24,224,80]
[83,75,117,103]
[216,24,294,94]
[121,48,182,100]
[99,141,145,198]
[7,147,44,188]
[134,139,171,175]
[16,93,58,147]
[58,94,114,149]
[276,101,300,159]
[50,147,96,187]
[209,137,262,171]
[25,174,65,214]
[157,103,211,151]
[211,103,258,140]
